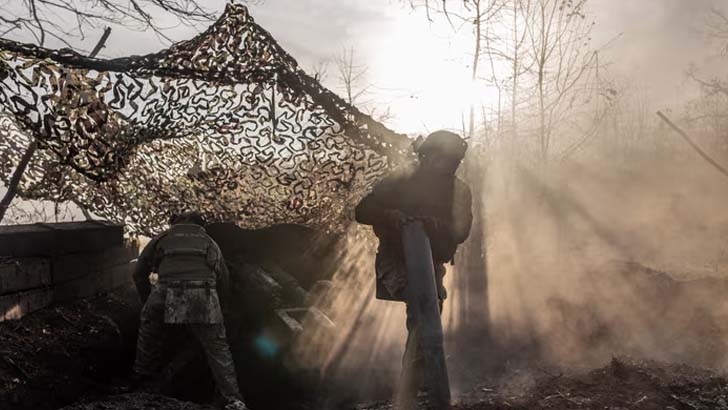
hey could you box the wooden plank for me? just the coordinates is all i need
[53,261,132,303]
[0,225,52,258]
[0,287,54,321]
[109,263,132,288]
[41,221,124,255]
[0,258,51,295]
[0,221,124,257]
[52,245,136,284]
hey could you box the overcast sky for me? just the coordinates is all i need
[3,0,725,134]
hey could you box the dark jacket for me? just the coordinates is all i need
[355,168,473,300]
[133,223,230,305]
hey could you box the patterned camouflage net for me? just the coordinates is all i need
[0,4,412,236]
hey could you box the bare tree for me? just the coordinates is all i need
[706,6,728,55]
[0,0,223,49]
[0,28,111,224]
[310,58,330,83]
[684,8,728,158]
[508,0,531,144]
[406,0,503,141]
[336,47,370,107]
[408,0,605,163]
[686,6,728,109]
[334,47,394,123]
[0,1,233,223]
[481,0,533,156]
[688,64,728,99]
[1,199,78,225]
[521,0,600,162]
[0,140,37,224]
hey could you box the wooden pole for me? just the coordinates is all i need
[657,111,728,179]
[0,141,38,223]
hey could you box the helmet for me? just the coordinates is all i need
[170,211,206,226]
[416,130,467,160]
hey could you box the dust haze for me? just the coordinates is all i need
[2,0,728,408]
[292,1,728,400]
[484,152,728,366]
[298,140,728,402]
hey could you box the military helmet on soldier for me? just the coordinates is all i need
[170,211,206,226]
[416,130,468,160]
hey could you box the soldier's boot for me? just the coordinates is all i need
[224,399,250,410]
[189,323,246,408]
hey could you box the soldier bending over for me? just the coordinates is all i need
[132,211,249,410]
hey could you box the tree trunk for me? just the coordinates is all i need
[511,0,522,159]
[0,27,113,224]
[538,65,546,161]
[0,141,38,223]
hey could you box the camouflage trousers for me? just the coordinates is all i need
[133,287,242,402]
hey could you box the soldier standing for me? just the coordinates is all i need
[355,130,473,409]
[132,211,249,410]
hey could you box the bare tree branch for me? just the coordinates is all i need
[706,6,728,54]
[0,0,223,49]
[30,0,46,45]
[687,65,728,98]
[89,26,111,57]
[0,26,112,223]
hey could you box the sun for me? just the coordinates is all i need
[364,4,502,135]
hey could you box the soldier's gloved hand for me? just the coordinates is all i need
[384,209,410,231]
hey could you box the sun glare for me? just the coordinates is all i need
[367,5,502,135]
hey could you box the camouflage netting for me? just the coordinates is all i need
[0,4,412,236]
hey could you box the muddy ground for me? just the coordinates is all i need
[356,357,728,410]
[0,287,140,410]
[58,393,214,410]
[42,357,728,410]
[461,357,728,410]
[4,265,728,409]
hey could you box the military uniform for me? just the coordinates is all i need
[133,223,243,404]
[355,168,472,301]
[355,139,472,406]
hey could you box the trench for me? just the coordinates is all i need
[0,221,346,410]
[0,287,141,410]
[0,284,324,410]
